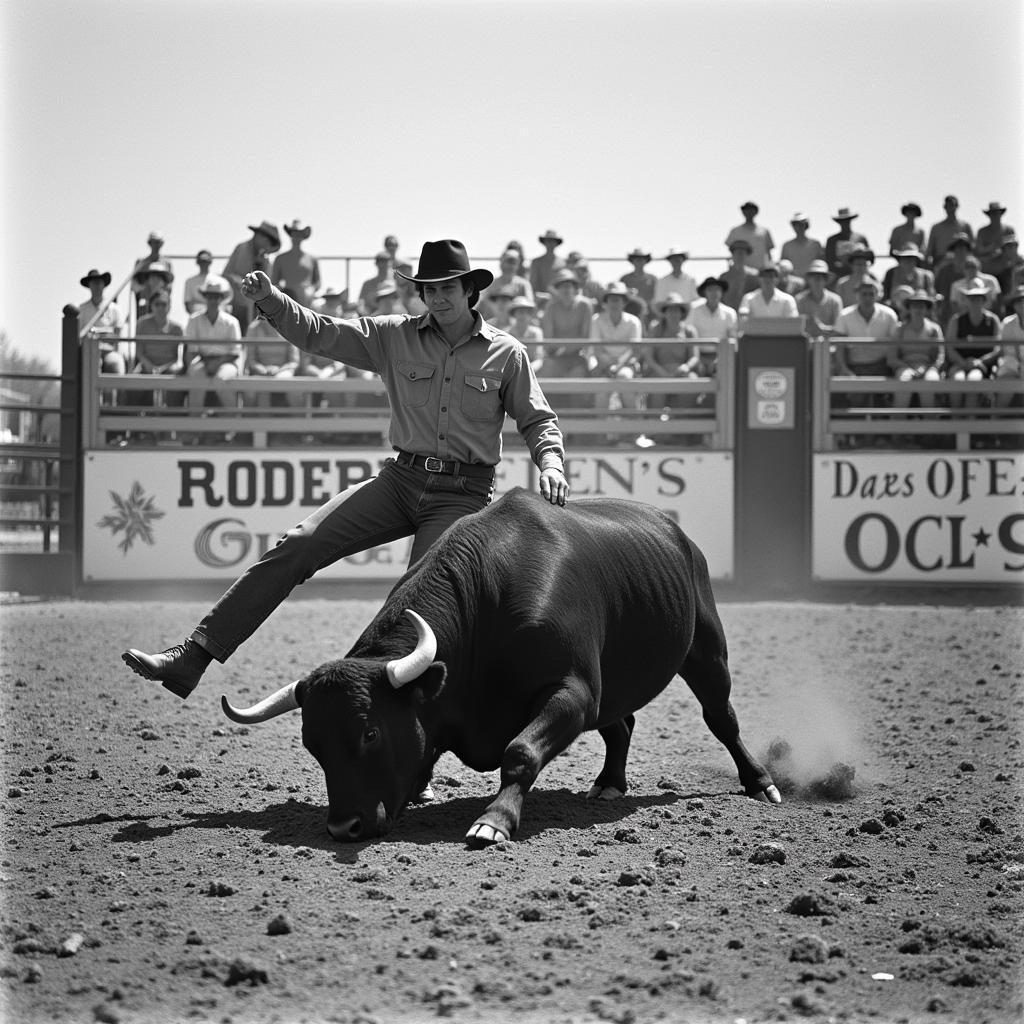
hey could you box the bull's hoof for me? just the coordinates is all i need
[750,784,783,804]
[465,822,509,847]
[586,785,625,801]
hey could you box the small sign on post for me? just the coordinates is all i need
[748,367,795,429]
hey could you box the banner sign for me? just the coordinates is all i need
[83,449,735,582]
[813,453,1024,582]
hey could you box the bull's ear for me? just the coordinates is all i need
[410,662,447,703]
[294,677,308,707]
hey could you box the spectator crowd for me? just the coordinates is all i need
[77,197,1024,447]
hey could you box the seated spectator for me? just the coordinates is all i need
[503,239,528,278]
[131,231,165,315]
[529,229,566,295]
[780,213,825,277]
[506,296,543,368]
[776,259,804,297]
[588,281,643,417]
[223,220,281,333]
[485,288,515,331]
[383,234,412,277]
[244,317,301,409]
[725,201,774,268]
[686,276,737,349]
[944,285,1002,407]
[883,243,935,303]
[620,249,657,309]
[643,293,700,442]
[934,233,975,325]
[357,251,395,314]
[537,269,592,411]
[184,250,216,315]
[976,202,1015,269]
[825,207,870,278]
[949,256,1000,316]
[996,287,1024,411]
[573,259,606,304]
[132,288,185,409]
[834,278,899,378]
[738,263,799,324]
[272,220,321,308]
[184,276,243,411]
[78,268,126,373]
[888,290,943,411]
[887,202,925,256]
[721,239,759,311]
[796,260,843,339]
[394,273,427,316]
[925,195,973,268]
[566,250,584,272]
[132,261,175,320]
[835,247,878,308]
[479,249,533,317]
[317,285,348,316]
[371,280,406,316]
[654,248,698,306]
[989,232,1024,314]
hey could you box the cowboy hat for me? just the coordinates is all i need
[549,268,580,288]
[626,247,651,262]
[697,276,728,296]
[805,260,830,276]
[538,229,563,245]
[655,292,689,314]
[848,246,876,264]
[80,268,111,288]
[284,219,312,239]
[947,233,974,252]
[509,295,536,312]
[790,211,810,224]
[198,275,232,298]
[832,207,858,221]
[727,238,753,253]
[900,202,922,218]
[905,289,935,306]
[374,280,398,299]
[602,281,630,301]
[982,202,1007,216]
[248,221,282,251]
[962,283,990,298]
[893,243,924,261]
[663,248,690,261]
[740,201,759,213]
[395,239,493,290]
[195,249,213,263]
[134,260,174,285]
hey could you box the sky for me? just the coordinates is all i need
[2,0,1022,369]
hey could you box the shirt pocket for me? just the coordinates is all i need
[461,372,503,421]
[395,360,436,408]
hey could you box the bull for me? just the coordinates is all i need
[221,489,781,845]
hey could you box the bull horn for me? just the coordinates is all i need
[386,609,437,689]
[220,680,300,724]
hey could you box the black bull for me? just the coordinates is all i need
[222,488,780,845]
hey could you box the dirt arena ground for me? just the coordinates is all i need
[1,595,1022,1024]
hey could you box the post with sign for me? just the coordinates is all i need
[734,317,811,593]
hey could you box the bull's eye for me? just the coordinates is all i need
[362,726,381,747]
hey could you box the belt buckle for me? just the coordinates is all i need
[423,456,446,474]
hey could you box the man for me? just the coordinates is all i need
[529,229,566,296]
[825,207,870,278]
[888,202,925,256]
[619,248,657,308]
[78,267,126,374]
[776,259,804,297]
[573,259,605,304]
[122,240,569,699]
[944,285,1002,408]
[882,243,935,303]
[934,234,976,325]
[724,201,774,268]
[796,260,842,338]
[589,281,643,416]
[272,219,321,308]
[686,276,737,342]
[223,220,281,333]
[131,231,165,315]
[358,251,395,314]
[780,213,824,277]
[925,195,973,268]
[738,263,799,324]
[478,248,533,316]
[383,234,412,277]
[996,287,1024,410]
[720,239,759,312]
[132,261,174,320]
[835,247,879,308]
[184,250,217,314]
[183,276,243,410]
[988,232,1024,313]
[977,202,1015,271]
[834,278,899,379]
[653,248,698,306]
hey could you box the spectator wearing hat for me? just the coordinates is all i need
[183,275,243,411]
[653,249,698,307]
[358,251,397,315]
[738,264,799,324]
[776,259,804,298]
[272,220,321,309]
[948,255,1000,317]
[588,282,644,422]
[796,260,843,339]
[535,269,592,413]
[78,268,127,381]
[184,250,217,315]
[297,287,347,417]
[122,239,569,703]
[976,202,1016,270]
[243,316,302,412]
[934,233,976,325]
[835,247,880,309]
[132,260,175,321]
[888,291,944,412]
[944,285,1002,408]
[725,201,774,269]
[484,288,516,331]
[506,296,543,368]
[825,207,871,278]
[503,239,528,278]
[887,203,925,257]
[383,234,412,278]
[995,287,1024,410]
[988,233,1024,314]
[779,213,825,278]
[925,195,973,268]
[131,231,165,315]
[642,293,700,442]
[572,259,605,305]
[721,239,760,312]
[619,249,657,309]
[882,243,935,304]
[478,249,533,318]
[224,221,282,333]
[686,276,737,344]
[132,288,185,407]
[529,229,566,296]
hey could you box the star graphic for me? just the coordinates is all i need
[972,527,991,547]
[97,481,165,554]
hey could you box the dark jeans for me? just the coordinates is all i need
[190,458,494,661]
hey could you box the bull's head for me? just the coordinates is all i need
[221,609,445,841]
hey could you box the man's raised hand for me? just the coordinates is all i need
[241,270,272,302]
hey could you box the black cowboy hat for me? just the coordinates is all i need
[80,268,111,288]
[395,240,493,290]
[697,276,728,297]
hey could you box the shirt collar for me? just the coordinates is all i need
[418,308,494,340]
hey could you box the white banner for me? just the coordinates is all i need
[83,449,735,582]
[813,453,1024,582]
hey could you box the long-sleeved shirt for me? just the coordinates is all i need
[255,287,564,469]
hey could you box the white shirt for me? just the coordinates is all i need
[835,303,899,366]
[738,288,799,319]
[185,309,243,358]
[685,300,737,340]
[589,310,642,368]
[654,271,698,305]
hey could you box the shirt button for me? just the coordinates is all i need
[444,376,451,382]
[439,434,445,440]
[441,406,447,412]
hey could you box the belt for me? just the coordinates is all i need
[395,450,495,479]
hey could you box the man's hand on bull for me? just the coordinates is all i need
[540,467,569,506]
[241,270,273,302]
